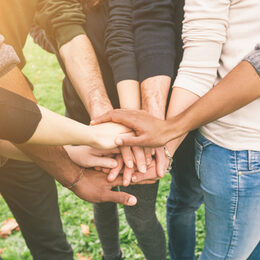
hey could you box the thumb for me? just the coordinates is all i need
[103,190,137,206]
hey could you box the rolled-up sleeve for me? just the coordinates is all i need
[0,88,42,144]
[0,35,20,78]
[243,44,260,76]
[35,0,86,49]
[133,0,176,82]
[105,0,138,84]
[174,0,231,96]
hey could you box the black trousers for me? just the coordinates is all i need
[0,160,73,260]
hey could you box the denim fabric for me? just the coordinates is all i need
[195,133,260,260]
[167,131,203,260]
[243,43,260,76]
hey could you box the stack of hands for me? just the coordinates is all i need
[64,119,171,203]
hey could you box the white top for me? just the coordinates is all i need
[174,0,260,151]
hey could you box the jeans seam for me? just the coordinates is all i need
[195,139,203,180]
[225,152,239,259]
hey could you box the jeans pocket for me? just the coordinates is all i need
[238,150,260,175]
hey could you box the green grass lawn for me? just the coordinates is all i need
[0,37,205,260]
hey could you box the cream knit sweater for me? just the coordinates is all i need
[174,0,260,151]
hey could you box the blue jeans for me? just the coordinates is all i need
[167,131,203,260]
[195,133,260,260]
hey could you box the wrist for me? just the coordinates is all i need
[89,101,113,120]
[64,167,84,189]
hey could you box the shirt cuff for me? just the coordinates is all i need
[55,24,86,49]
[243,44,260,76]
[138,54,175,83]
[173,72,210,97]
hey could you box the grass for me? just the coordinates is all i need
[0,37,205,259]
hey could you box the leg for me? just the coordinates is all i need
[167,131,203,260]
[195,133,260,260]
[0,160,73,260]
[93,194,121,260]
[121,182,166,260]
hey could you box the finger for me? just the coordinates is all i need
[96,148,120,155]
[91,157,118,169]
[91,109,138,130]
[133,179,158,185]
[115,135,146,147]
[107,155,124,182]
[155,147,168,178]
[131,169,157,183]
[95,166,101,171]
[132,146,147,173]
[144,147,152,166]
[123,167,134,187]
[103,190,137,206]
[120,146,134,169]
[102,167,110,174]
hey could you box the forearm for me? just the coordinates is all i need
[167,61,260,140]
[117,80,140,109]
[141,75,171,118]
[14,143,80,187]
[0,140,31,161]
[27,105,96,146]
[59,34,113,119]
[165,87,199,155]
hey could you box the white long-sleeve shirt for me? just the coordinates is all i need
[174,0,260,151]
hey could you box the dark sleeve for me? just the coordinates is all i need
[105,0,138,84]
[0,88,42,144]
[243,44,260,76]
[133,0,176,82]
[35,0,86,49]
[30,23,57,54]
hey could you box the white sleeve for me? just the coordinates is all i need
[174,0,231,96]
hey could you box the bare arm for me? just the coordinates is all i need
[59,35,113,119]
[91,60,260,150]
[166,61,260,139]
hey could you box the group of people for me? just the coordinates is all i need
[0,0,259,259]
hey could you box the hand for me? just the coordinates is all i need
[106,147,148,186]
[71,169,137,206]
[91,109,171,147]
[90,122,134,149]
[131,158,168,184]
[64,145,120,168]
[106,153,135,187]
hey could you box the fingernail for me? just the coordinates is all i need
[132,176,137,182]
[111,161,117,168]
[90,120,94,125]
[128,196,137,206]
[146,158,151,165]
[127,161,133,168]
[140,165,147,173]
[115,138,123,146]
[152,149,155,155]
[109,173,115,179]
[123,179,129,186]
[159,170,165,177]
